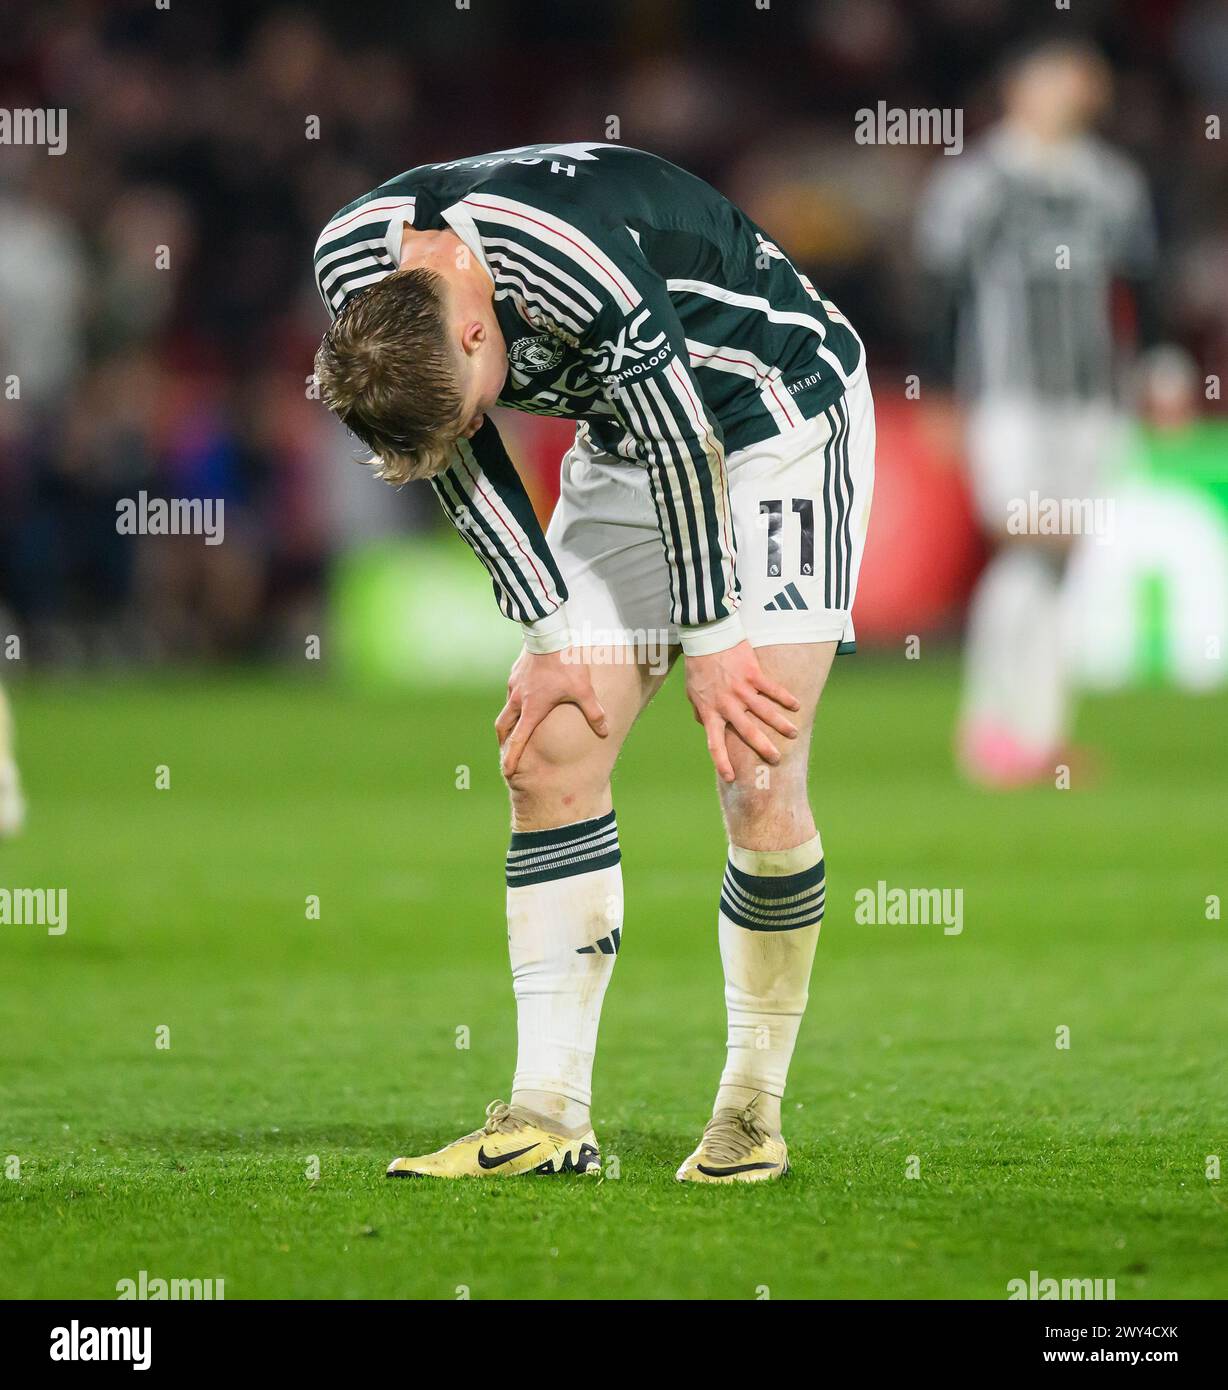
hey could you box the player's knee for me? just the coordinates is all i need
[502,708,611,825]
[505,755,609,826]
[720,746,810,842]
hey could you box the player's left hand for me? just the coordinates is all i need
[684,641,800,783]
[496,648,609,777]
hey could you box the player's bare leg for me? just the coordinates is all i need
[678,640,837,1183]
[388,647,672,1178]
[0,684,25,839]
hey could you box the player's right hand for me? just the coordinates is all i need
[496,648,609,777]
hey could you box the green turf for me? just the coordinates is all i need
[1,658,1225,1300]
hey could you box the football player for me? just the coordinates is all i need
[314,142,874,1182]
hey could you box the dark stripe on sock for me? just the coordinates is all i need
[720,857,826,931]
[508,809,615,851]
[506,810,621,886]
[722,876,825,927]
[725,857,825,900]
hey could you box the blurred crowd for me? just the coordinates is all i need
[0,0,1225,663]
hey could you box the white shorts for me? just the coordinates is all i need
[548,369,876,652]
[965,396,1125,528]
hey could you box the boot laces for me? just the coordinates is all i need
[701,1104,772,1166]
[442,1100,526,1150]
[482,1100,525,1136]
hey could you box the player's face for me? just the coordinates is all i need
[1008,52,1111,137]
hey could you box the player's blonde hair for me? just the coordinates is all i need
[314,268,466,484]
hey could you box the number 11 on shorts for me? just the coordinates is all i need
[760,498,815,578]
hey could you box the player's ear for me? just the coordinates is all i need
[458,318,486,358]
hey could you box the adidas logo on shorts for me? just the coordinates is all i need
[763,583,809,611]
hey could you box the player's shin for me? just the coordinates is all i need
[505,811,623,1135]
[714,832,825,1132]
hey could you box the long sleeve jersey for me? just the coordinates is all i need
[314,142,864,649]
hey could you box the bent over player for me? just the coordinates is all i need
[313,142,874,1182]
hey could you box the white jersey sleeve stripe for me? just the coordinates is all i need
[663,359,737,602]
[314,198,415,255]
[483,236,604,316]
[318,253,382,297]
[685,339,802,433]
[667,277,864,387]
[452,435,566,614]
[460,195,641,312]
[487,255,588,338]
[432,468,534,620]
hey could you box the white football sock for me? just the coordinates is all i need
[715,832,826,1133]
[0,685,23,839]
[963,547,1068,756]
[506,811,622,1133]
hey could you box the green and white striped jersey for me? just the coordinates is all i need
[314,142,864,634]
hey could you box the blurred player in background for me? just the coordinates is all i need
[0,685,23,837]
[916,37,1159,786]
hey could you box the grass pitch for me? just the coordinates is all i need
[1,657,1225,1300]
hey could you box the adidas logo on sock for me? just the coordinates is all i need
[576,927,621,956]
[763,583,808,611]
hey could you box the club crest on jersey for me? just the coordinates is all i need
[509,334,566,374]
